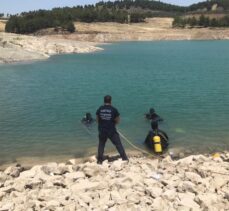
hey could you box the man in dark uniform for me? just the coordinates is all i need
[96,95,128,164]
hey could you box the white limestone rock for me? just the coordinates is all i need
[162,189,177,201]
[0,202,15,211]
[65,171,85,182]
[110,190,126,204]
[184,172,202,184]
[178,181,197,193]
[178,197,200,209]
[195,193,219,209]
[146,187,163,198]
[0,172,10,183]
[110,159,127,171]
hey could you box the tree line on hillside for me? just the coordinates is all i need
[95,0,185,12]
[173,15,229,28]
[5,0,229,34]
[5,0,186,34]
[5,10,76,34]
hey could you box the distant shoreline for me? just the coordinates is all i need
[1,18,229,64]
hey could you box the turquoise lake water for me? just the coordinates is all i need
[0,41,229,165]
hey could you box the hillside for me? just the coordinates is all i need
[2,0,229,35]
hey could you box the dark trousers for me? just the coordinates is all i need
[98,131,128,162]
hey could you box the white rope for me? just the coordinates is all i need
[118,129,158,158]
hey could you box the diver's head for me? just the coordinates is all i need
[104,95,112,104]
[149,108,155,114]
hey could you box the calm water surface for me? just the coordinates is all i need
[0,41,229,165]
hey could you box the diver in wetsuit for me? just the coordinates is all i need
[145,108,163,122]
[144,111,169,152]
[81,113,94,125]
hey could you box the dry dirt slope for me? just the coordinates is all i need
[48,18,229,42]
[0,19,6,32]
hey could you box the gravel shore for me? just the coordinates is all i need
[0,152,228,211]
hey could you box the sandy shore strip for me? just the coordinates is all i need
[0,151,228,210]
[0,32,103,64]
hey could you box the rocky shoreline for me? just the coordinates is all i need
[0,152,228,211]
[0,32,103,64]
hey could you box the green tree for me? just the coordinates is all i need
[66,21,75,32]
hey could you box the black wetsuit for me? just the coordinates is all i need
[81,117,94,125]
[96,104,128,162]
[144,128,169,152]
[145,115,169,152]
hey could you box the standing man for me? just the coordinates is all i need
[96,95,128,164]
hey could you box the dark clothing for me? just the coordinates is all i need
[144,129,169,152]
[145,112,163,122]
[97,132,128,162]
[96,104,128,162]
[81,117,94,125]
[96,105,120,135]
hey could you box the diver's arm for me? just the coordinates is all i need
[96,115,99,123]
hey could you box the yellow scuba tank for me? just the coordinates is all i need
[153,135,162,153]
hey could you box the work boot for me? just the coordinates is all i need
[97,160,103,165]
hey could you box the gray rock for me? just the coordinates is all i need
[4,166,22,178]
